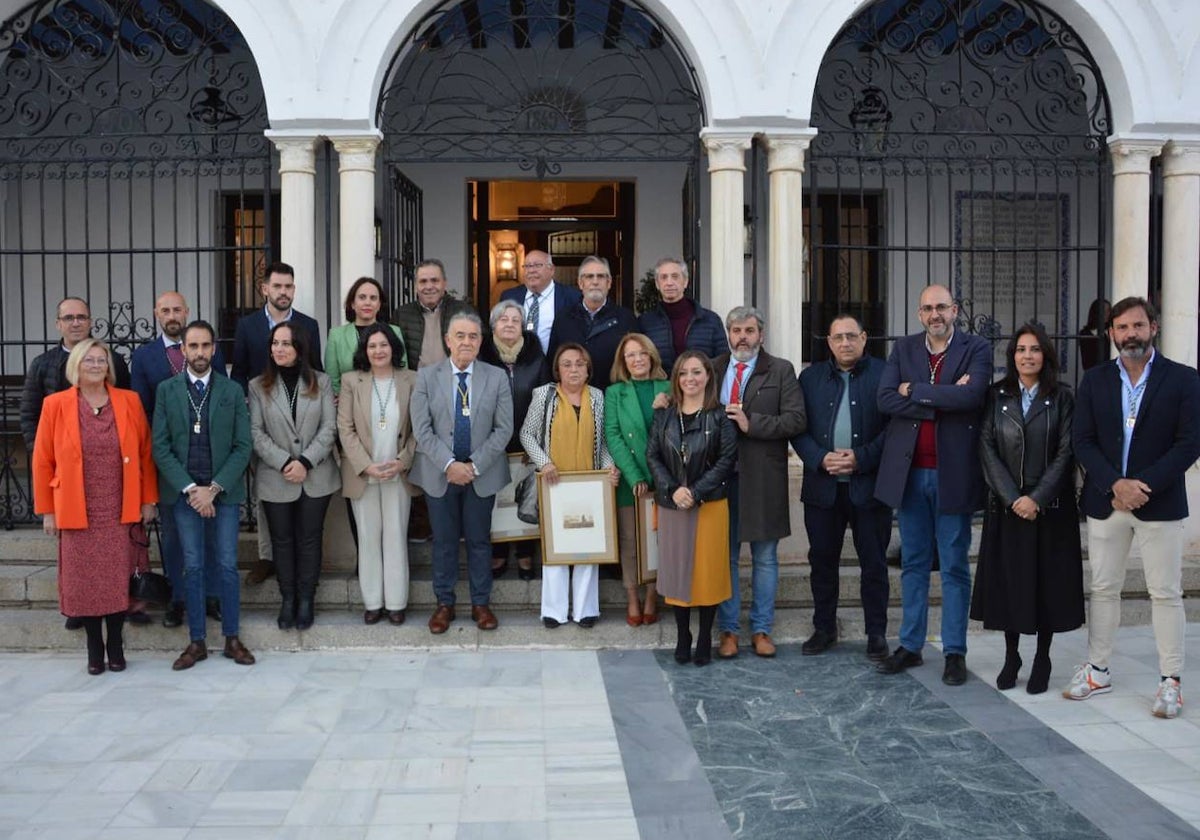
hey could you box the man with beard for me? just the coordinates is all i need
[152,320,255,670]
[231,262,322,584]
[1066,297,1200,719]
[547,256,637,390]
[875,284,991,686]
[713,306,806,659]
[131,292,227,628]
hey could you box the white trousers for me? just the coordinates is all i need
[352,481,412,611]
[541,564,599,624]
[1086,511,1185,677]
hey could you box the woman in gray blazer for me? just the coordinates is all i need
[249,322,340,630]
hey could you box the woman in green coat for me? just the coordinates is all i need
[325,277,407,395]
[604,332,670,626]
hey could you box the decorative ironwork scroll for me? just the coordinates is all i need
[378,0,704,164]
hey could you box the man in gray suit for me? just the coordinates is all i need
[410,312,513,633]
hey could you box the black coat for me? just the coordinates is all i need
[979,383,1075,508]
[646,406,738,509]
[231,308,322,392]
[478,332,551,453]
[636,300,726,373]
[548,300,637,390]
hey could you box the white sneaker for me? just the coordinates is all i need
[1152,678,1183,719]
[1062,663,1112,700]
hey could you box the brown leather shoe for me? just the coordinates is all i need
[245,559,276,586]
[752,632,777,658]
[223,636,256,666]
[428,604,455,634]
[388,609,406,626]
[471,604,499,630]
[363,609,383,625]
[717,631,739,659]
[172,640,208,671]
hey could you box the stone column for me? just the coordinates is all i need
[700,129,753,321]
[1108,136,1164,302]
[330,133,383,324]
[1160,140,1200,368]
[266,134,319,317]
[764,130,817,366]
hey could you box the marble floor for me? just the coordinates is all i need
[0,622,1196,839]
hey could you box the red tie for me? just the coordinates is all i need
[730,362,747,404]
[166,342,184,374]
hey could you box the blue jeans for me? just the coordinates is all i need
[717,476,780,636]
[896,468,972,656]
[173,498,241,641]
[159,501,221,606]
[426,484,495,607]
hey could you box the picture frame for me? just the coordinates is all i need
[490,453,542,543]
[634,494,659,585]
[538,470,618,565]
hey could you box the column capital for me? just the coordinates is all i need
[1107,136,1164,175]
[331,133,383,174]
[1162,139,1200,177]
[700,129,753,172]
[266,134,319,175]
[764,129,818,174]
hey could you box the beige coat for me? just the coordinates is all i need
[337,368,418,499]
[249,371,341,503]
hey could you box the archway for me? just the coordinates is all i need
[806,0,1111,373]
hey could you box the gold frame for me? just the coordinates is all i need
[490,453,542,543]
[538,470,618,565]
[634,494,659,584]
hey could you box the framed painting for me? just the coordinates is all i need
[538,470,618,565]
[490,453,541,543]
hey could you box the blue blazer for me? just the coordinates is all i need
[1074,354,1200,521]
[874,331,992,513]
[231,309,323,392]
[794,354,889,509]
[130,337,227,420]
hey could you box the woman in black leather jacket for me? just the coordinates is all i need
[969,323,1084,694]
[646,350,738,666]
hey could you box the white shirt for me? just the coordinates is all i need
[523,283,557,353]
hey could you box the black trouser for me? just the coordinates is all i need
[804,484,891,637]
[81,613,125,664]
[262,491,333,597]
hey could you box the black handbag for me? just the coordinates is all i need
[128,522,173,607]
[515,472,539,524]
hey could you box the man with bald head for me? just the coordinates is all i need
[500,250,582,354]
[874,284,991,686]
[131,291,227,628]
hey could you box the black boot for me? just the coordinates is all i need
[277,589,296,630]
[694,606,716,667]
[996,632,1022,690]
[105,613,126,671]
[673,606,692,664]
[296,590,314,630]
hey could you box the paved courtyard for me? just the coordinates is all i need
[0,623,1197,839]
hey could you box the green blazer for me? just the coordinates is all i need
[151,373,252,504]
[604,378,670,506]
[325,323,408,395]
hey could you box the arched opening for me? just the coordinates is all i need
[0,0,271,525]
[806,0,1111,374]
[375,0,705,314]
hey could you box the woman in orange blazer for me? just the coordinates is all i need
[33,338,157,675]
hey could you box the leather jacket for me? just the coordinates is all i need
[646,406,738,509]
[978,382,1076,509]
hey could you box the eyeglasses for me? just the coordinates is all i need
[522,262,547,270]
[829,332,864,343]
[579,273,609,280]
[918,303,953,315]
[58,314,90,323]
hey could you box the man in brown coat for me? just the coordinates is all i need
[714,306,807,658]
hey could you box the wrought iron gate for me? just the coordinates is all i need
[807,0,1111,376]
[0,0,271,527]
[381,167,425,311]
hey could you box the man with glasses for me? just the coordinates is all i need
[21,297,132,629]
[500,250,582,354]
[547,255,637,389]
[874,284,991,686]
[794,315,891,660]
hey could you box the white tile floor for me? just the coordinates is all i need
[960,622,1200,833]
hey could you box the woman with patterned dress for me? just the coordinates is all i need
[33,339,158,675]
[646,350,738,666]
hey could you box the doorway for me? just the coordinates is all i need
[469,180,636,315]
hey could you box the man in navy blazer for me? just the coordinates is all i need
[874,284,991,686]
[499,250,582,354]
[130,291,226,628]
[1066,297,1200,718]
[230,262,322,585]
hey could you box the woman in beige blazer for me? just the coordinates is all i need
[337,323,417,625]
[249,322,340,631]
